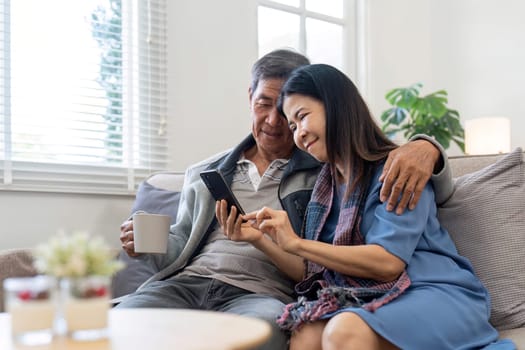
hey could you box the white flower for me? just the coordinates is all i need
[33,231,124,278]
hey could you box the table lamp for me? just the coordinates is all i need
[464,117,511,155]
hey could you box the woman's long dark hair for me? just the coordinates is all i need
[277,64,397,198]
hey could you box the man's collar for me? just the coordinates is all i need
[206,133,320,178]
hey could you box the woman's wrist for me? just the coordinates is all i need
[284,237,303,255]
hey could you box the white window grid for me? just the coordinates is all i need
[257,0,367,94]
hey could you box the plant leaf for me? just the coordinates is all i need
[385,83,422,109]
[381,83,464,151]
[381,107,408,128]
[380,107,395,122]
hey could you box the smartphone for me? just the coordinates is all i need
[200,169,246,216]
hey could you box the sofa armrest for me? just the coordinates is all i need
[112,171,184,299]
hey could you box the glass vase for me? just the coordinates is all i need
[3,275,56,346]
[60,275,110,341]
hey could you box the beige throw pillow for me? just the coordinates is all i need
[438,147,525,330]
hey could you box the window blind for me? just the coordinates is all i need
[0,0,168,195]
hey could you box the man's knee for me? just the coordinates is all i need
[224,294,284,320]
[222,295,288,350]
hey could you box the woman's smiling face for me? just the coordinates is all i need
[283,94,328,163]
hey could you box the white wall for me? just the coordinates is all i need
[166,0,257,170]
[2,0,524,249]
[366,0,525,155]
[0,191,132,249]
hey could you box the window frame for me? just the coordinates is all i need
[257,0,359,79]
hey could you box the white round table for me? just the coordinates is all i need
[0,308,272,350]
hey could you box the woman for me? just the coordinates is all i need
[218,64,513,350]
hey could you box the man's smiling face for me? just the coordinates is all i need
[249,78,295,160]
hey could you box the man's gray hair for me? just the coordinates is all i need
[250,49,310,92]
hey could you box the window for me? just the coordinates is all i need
[257,0,347,71]
[0,0,168,194]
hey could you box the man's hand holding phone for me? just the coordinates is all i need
[215,199,263,243]
[200,169,263,242]
[200,169,245,216]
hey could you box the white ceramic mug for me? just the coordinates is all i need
[132,213,170,254]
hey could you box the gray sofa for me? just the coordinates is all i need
[440,149,524,347]
[1,150,524,347]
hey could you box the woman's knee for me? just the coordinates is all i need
[323,313,360,344]
[289,321,325,350]
[322,312,377,350]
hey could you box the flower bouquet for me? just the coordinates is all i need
[33,231,123,279]
[33,231,124,340]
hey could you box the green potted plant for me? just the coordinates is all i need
[380,83,465,151]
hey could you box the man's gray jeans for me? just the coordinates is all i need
[115,275,288,350]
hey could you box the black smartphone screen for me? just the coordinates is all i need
[200,169,246,215]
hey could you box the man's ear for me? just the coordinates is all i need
[248,86,253,104]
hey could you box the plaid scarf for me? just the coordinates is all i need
[277,163,411,331]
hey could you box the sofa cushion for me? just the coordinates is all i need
[111,176,181,298]
[438,147,525,331]
[130,181,182,219]
[0,249,37,312]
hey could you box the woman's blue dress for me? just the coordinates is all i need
[319,166,515,349]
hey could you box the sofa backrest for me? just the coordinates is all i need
[145,171,185,192]
[439,148,525,331]
[449,151,525,177]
